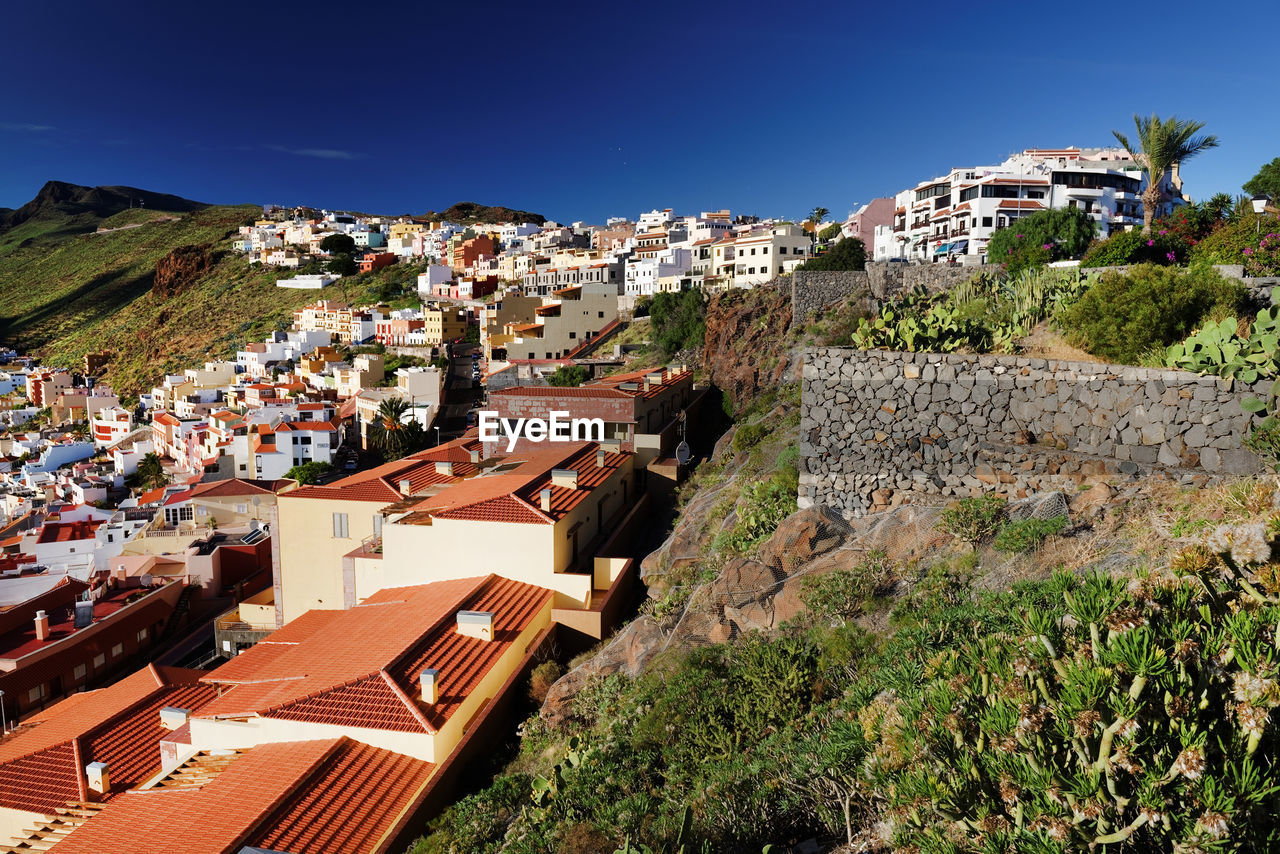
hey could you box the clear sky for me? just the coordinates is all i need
[3,0,1278,224]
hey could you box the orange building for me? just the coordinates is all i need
[449,235,494,273]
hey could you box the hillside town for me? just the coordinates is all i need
[1,129,1277,852]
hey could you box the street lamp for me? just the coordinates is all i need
[434,426,441,447]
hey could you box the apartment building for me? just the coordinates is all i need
[873,146,1180,263]
[727,223,811,287]
[505,281,618,362]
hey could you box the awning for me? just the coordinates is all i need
[933,242,952,255]
[950,240,969,254]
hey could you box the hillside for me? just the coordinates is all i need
[422,201,546,226]
[0,180,208,253]
[0,202,426,397]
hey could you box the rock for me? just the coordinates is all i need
[757,505,850,573]
[540,615,667,727]
[1070,482,1113,519]
[153,244,214,298]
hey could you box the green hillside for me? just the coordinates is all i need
[0,204,425,397]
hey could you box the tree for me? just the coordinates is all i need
[808,207,829,243]
[1112,114,1220,233]
[796,237,866,272]
[285,460,335,485]
[985,206,1096,272]
[1244,157,1280,205]
[367,398,426,461]
[546,365,588,387]
[1203,192,1236,223]
[319,233,356,255]
[326,253,357,276]
[135,453,167,491]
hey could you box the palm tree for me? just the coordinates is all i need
[135,452,167,491]
[367,397,425,461]
[809,206,829,244]
[1112,114,1219,234]
[1204,192,1235,223]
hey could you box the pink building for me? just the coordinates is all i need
[841,197,896,249]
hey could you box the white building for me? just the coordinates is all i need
[277,273,339,289]
[416,265,454,294]
[873,146,1182,264]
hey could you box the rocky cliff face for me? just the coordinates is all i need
[701,284,797,412]
[153,244,214,298]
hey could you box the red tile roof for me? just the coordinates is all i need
[285,441,479,503]
[997,199,1046,210]
[35,520,101,544]
[410,442,625,525]
[188,478,292,499]
[0,665,216,813]
[53,737,434,854]
[197,576,550,733]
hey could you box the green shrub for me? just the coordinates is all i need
[1081,229,1186,267]
[937,494,1007,549]
[648,290,706,356]
[731,421,768,453]
[546,364,588,387]
[712,466,798,556]
[1191,213,1280,265]
[987,206,1097,273]
[1245,231,1280,277]
[796,236,865,272]
[1244,417,1280,472]
[801,551,895,625]
[993,514,1068,553]
[1056,263,1244,364]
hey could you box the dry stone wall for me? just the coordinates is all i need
[800,348,1265,517]
[791,262,997,328]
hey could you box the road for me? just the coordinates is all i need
[436,343,485,441]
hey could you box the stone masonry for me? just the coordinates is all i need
[791,263,998,328]
[800,348,1265,517]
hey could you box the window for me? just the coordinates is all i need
[236,504,247,514]
[373,514,383,537]
[28,685,44,704]
[762,247,769,254]
[569,331,576,339]
[982,217,993,228]
[778,266,784,274]
[300,436,311,445]
[93,653,105,668]
[598,311,604,318]
[778,246,786,255]
[137,628,148,643]
[111,643,123,658]
[74,663,86,680]
[333,512,349,538]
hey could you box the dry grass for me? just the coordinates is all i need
[1017,322,1106,363]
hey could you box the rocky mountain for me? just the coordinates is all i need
[0,180,207,236]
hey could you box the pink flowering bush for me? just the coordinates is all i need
[1245,233,1280,277]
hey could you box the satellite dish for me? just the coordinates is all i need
[675,441,691,466]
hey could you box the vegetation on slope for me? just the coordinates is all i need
[0,203,436,396]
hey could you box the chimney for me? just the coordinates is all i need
[456,610,494,641]
[468,448,481,463]
[435,460,454,476]
[34,610,50,641]
[540,487,552,512]
[159,707,191,730]
[551,469,578,489]
[420,668,439,704]
[86,762,110,795]
[399,478,413,495]
[596,448,606,468]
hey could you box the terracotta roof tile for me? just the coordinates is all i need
[0,665,216,813]
[198,576,550,734]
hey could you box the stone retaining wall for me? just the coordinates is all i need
[791,262,997,328]
[800,348,1265,517]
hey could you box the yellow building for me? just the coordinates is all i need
[276,439,636,624]
[421,305,468,347]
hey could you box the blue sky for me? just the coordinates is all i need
[2,0,1278,223]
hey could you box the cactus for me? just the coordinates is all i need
[864,518,1280,852]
